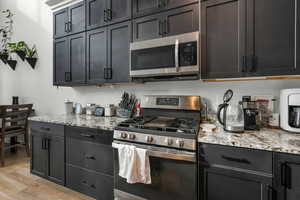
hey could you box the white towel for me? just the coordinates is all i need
[113,143,151,184]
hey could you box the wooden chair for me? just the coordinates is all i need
[0,104,33,167]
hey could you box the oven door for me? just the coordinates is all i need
[113,141,197,200]
[130,32,199,78]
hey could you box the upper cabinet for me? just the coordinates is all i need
[201,0,300,79]
[86,0,131,30]
[132,0,198,18]
[54,1,86,38]
[133,3,199,42]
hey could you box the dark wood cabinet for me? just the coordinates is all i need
[53,2,85,38]
[132,0,198,18]
[69,33,86,84]
[54,37,69,85]
[274,153,300,200]
[86,0,131,30]
[54,33,86,85]
[198,143,274,200]
[87,21,131,84]
[201,0,246,79]
[87,27,107,83]
[133,3,199,42]
[65,126,114,200]
[30,122,65,185]
[107,21,131,83]
[201,0,299,79]
[245,0,297,76]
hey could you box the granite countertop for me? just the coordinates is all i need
[29,114,127,131]
[198,125,300,155]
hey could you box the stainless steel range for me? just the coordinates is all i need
[113,95,201,200]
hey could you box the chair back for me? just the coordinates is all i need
[0,104,33,135]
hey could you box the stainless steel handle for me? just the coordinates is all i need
[112,141,195,162]
[175,39,179,72]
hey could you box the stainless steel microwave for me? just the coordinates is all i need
[130,32,199,80]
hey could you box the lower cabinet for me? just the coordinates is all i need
[30,122,65,185]
[274,153,300,200]
[198,143,274,200]
[65,126,114,200]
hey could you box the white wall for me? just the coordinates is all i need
[0,0,300,116]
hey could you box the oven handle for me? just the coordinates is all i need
[175,39,179,72]
[112,141,196,163]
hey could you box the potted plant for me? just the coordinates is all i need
[8,41,27,61]
[0,49,9,64]
[25,44,37,69]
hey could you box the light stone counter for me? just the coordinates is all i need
[198,126,300,155]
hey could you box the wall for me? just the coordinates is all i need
[0,0,300,116]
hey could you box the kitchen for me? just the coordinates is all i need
[0,0,300,200]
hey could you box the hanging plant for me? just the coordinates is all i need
[25,44,38,69]
[0,9,14,67]
[0,49,8,64]
[8,41,26,61]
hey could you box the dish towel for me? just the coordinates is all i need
[113,143,151,184]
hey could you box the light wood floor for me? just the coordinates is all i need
[0,148,95,200]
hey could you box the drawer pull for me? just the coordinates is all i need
[221,155,251,164]
[85,155,96,160]
[80,134,95,138]
[90,184,96,189]
[81,180,88,185]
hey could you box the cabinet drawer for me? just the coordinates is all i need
[66,164,113,200]
[30,121,64,137]
[66,126,113,145]
[66,137,113,175]
[199,143,273,174]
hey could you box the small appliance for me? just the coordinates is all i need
[280,89,300,133]
[217,89,245,133]
[242,99,260,131]
[130,32,199,81]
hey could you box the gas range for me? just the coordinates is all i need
[114,96,201,151]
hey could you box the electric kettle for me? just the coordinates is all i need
[217,90,245,133]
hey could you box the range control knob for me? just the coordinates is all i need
[145,136,154,143]
[176,140,184,148]
[129,134,136,140]
[165,138,173,146]
[121,132,128,139]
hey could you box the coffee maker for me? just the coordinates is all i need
[280,89,300,133]
[242,96,260,131]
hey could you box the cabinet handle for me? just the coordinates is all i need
[80,134,95,138]
[164,20,169,34]
[40,127,50,131]
[104,68,112,80]
[68,21,72,32]
[65,22,69,33]
[107,9,112,21]
[267,186,274,200]
[42,138,45,150]
[65,72,71,82]
[90,184,96,189]
[104,10,108,22]
[221,155,251,164]
[159,21,163,36]
[250,55,257,72]
[158,0,166,8]
[85,155,96,160]
[281,163,292,189]
[242,56,247,72]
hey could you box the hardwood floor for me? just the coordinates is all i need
[0,148,95,200]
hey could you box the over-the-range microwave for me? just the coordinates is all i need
[130,32,199,81]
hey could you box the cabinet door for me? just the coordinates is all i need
[108,0,131,25]
[201,0,246,79]
[53,8,68,38]
[132,0,162,18]
[48,136,65,185]
[275,153,300,200]
[164,3,199,37]
[87,27,107,83]
[133,13,163,42]
[31,132,47,178]
[86,0,107,30]
[69,33,86,84]
[68,1,86,35]
[165,0,198,10]
[199,166,272,200]
[54,37,70,85]
[246,0,297,76]
[107,21,131,83]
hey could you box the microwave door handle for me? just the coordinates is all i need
[175,39,179,72]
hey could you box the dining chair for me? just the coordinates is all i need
[0,104,33,167]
